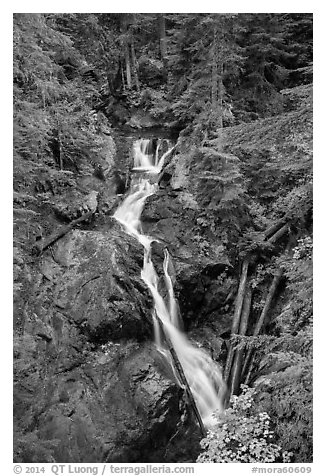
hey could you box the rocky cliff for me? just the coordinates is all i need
[14,84,312,463]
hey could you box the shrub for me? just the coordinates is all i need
[197,385,292,463]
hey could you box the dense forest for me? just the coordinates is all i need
[13,13,313,464]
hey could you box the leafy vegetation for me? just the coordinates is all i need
[197,386,292,463]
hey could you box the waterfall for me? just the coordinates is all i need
[133,138,172,174]
[154,139,161,166]
[114,138,226,427]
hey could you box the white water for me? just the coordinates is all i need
[114,138,225,427]
[133,139,172,174]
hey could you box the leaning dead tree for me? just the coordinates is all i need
[224,220,290,393]
[224,259,249,382]
[242,267,284,384]
[229,286,252,395]
[241,241,291,383]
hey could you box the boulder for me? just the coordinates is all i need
[49,226,153,343]
[51,190,99,222]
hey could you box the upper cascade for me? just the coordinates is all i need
[133,138,173,173]
[114,137,226,428]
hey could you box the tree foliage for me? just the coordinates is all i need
[14,13,107,185]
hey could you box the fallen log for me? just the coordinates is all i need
[224,259,249,382]
[156,314,206,437]
[34,211,94,255]
[264,217,287,240]
[267,224,289,244]
[229,287,252,395]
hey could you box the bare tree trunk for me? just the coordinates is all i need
[125,44,132,89]
[229,287,252,395]
[264,217,287,240]
[211,26,218,113]
[267,224,289,244]
[121,60,126,92]
[130,38,140,92]
[121,14,132,89]
[217,58,223,152]
[244,356,255,386]
[224,259,249,381]
[158,14,167,60]
[254,268,283,337]
[242,268,283,381]
[57,131,63,171]
[231,260,250,336]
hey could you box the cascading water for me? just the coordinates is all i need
[114,138,226,427]
[133,138,171,173]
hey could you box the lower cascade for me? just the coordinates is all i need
[114,138,226,427]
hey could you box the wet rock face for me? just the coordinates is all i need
[41,226,153,343]
[15,337,198,463]
[52,190,99,222]
[14,220,203,463]
[141,186,233,334]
